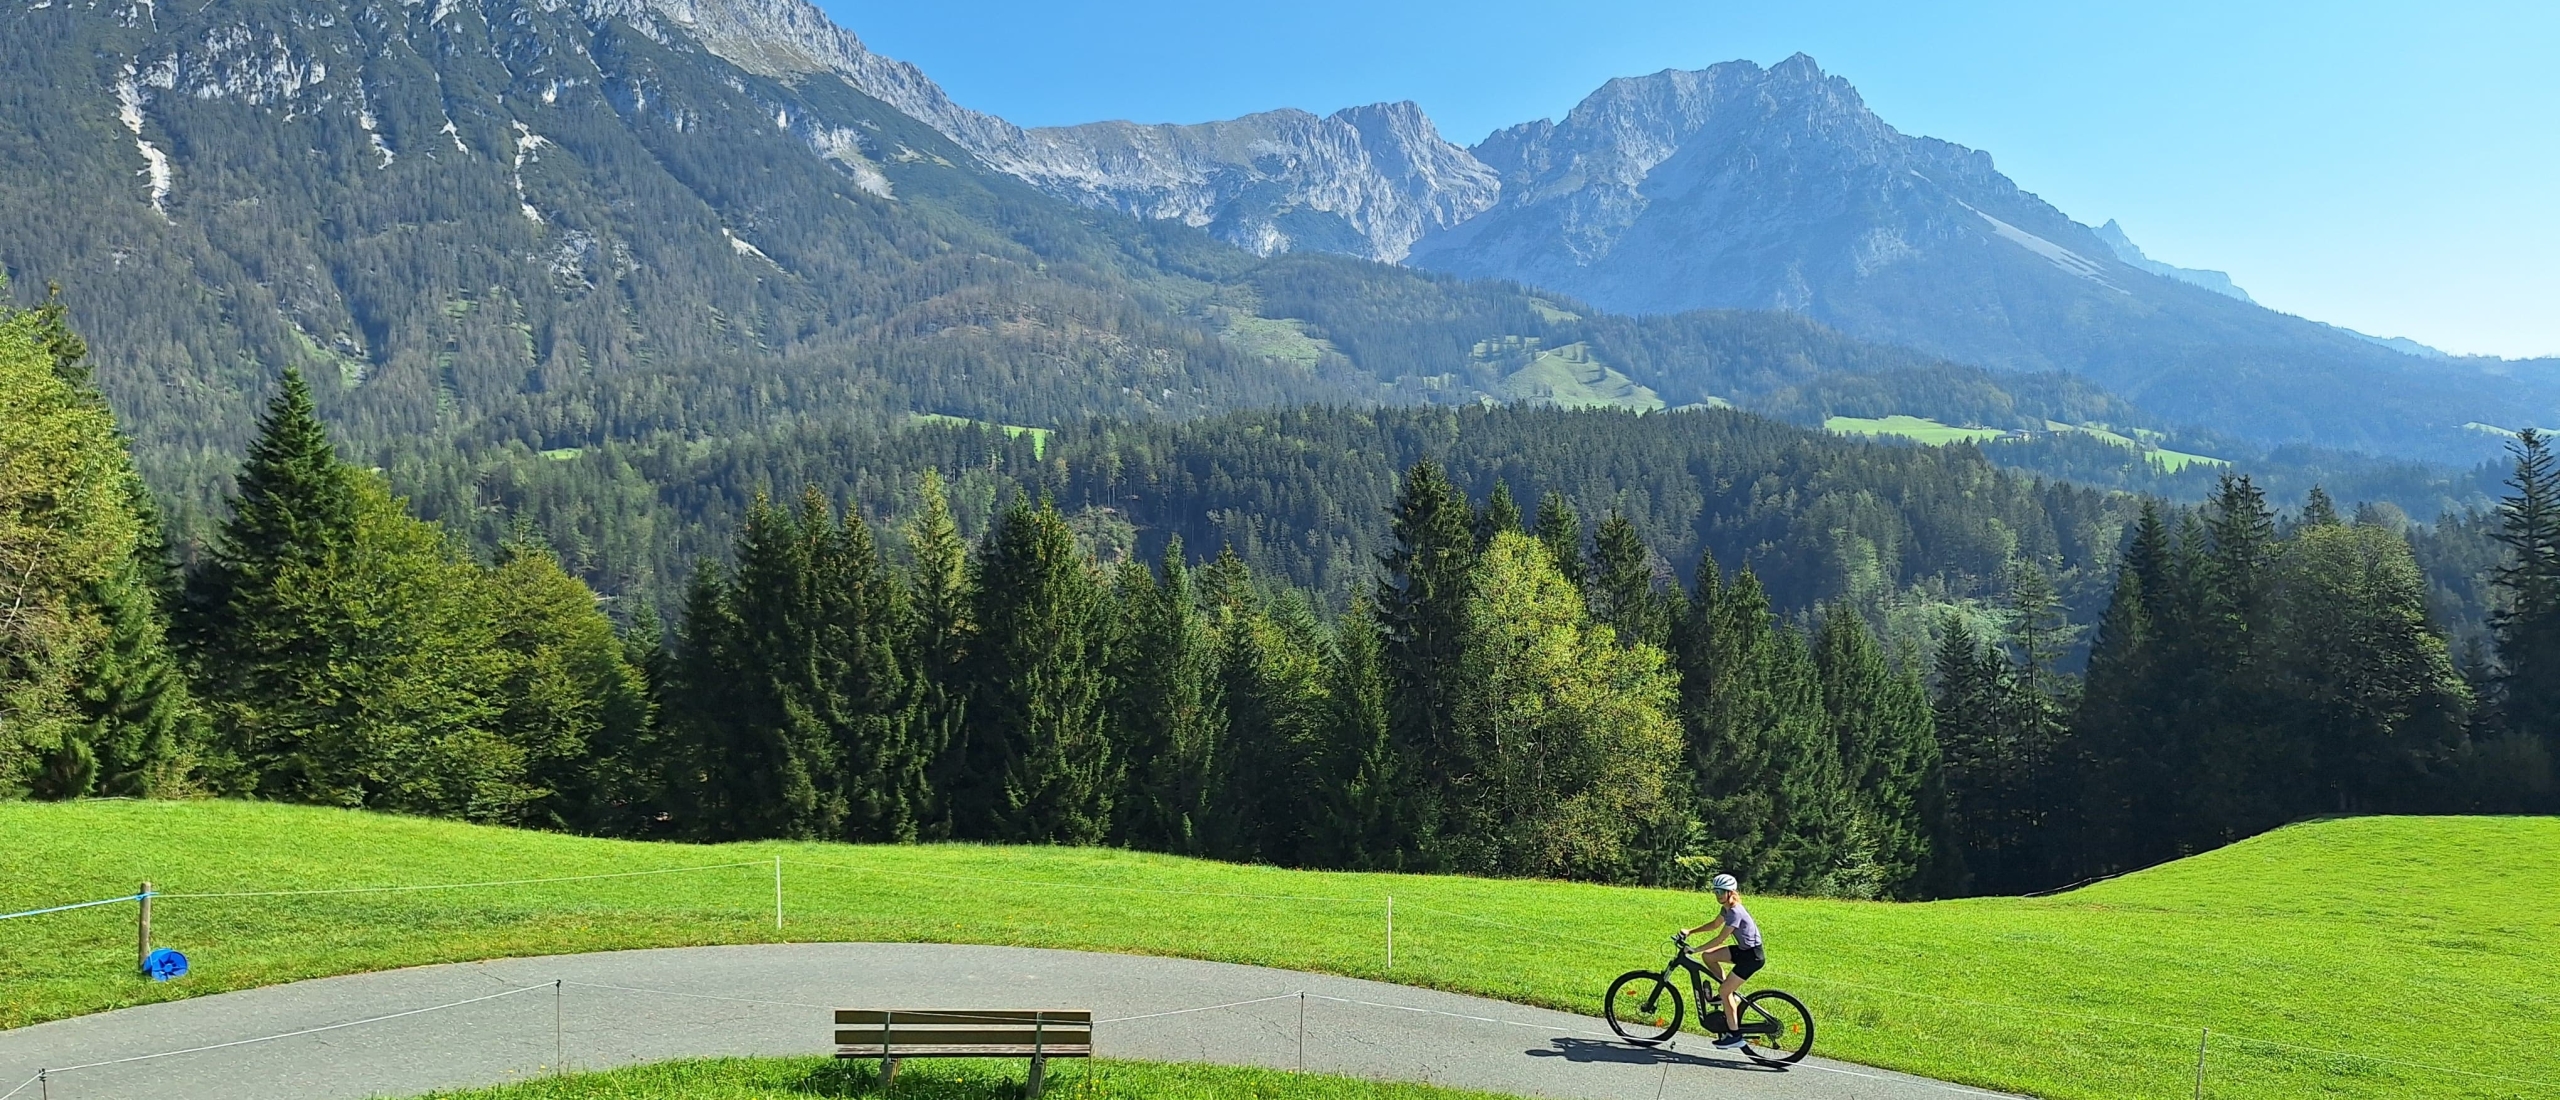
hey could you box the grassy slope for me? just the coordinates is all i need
[409,1056,1519,1099]
[1824,415,2006,445]
[3,802,2555,1100]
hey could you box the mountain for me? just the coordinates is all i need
[893,52,2542,463]
[4,0,2158,525]
[2089,220,2253,303]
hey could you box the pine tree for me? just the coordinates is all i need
[1107,540,1217,851]
[816,503,925,842]
[1531,491,1586,590]
[1314,595,1408,869]
[1675,554,1842,894]
[1812,605,1939,897]
[182,369,360,763]
[966,497,1114,844]
[2070,536,2158,876]
[2300,486,2342,528]
[1590,510,1670,649]
[1478,480,1523,546]
[907,469,973,839]
[2493,429,2560,763]
[1375,460,1481,864]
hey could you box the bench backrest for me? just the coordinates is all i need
[833,1009,1093,1053]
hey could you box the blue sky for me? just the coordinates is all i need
[819,1,2558,358]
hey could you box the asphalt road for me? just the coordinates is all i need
[0,943,2020,1100]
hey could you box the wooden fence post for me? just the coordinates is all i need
[135,881,152,975]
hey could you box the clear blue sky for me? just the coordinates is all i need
[818,1,2558,358]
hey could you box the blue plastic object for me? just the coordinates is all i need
[143,947,188,981]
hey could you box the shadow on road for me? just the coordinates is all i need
[1525,1037,1782,1073]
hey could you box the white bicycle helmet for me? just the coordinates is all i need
[1710,873,1740,893]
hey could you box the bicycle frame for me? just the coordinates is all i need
[1650,945,1777,1039]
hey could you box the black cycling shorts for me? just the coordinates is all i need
[1727,943,1765,979]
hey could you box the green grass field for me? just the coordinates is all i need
[1823,415,2007,446]
[3,802,2555,1100]
[407,1056,1519,1100]
[905,414,1053,458]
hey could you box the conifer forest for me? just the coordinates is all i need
[5,288,2552,898]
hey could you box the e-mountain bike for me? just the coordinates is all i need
[1603,931,1814,1065]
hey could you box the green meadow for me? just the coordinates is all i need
[1823,415,2007,446]
[3,801,2554,1100]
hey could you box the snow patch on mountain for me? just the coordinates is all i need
[115,71,173,218]
[1962,201,2119,289]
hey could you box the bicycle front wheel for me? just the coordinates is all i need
[1739,989,1814,1065]
[1604,970,1684,1046]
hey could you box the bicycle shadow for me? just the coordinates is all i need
[1525,1037,1784,1073]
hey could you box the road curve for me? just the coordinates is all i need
[0,943,2019,1100]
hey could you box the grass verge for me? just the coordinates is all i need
[3,802,2555,1100]
[406,1056,1520,1099]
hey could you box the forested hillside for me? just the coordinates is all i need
[5,0,2258,540]
[7,292,2556,896]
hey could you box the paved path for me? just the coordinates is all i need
[0,944,2017,1100]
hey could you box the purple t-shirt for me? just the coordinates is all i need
[1720,901,1763,949]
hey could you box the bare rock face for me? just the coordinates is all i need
[989,101,1500,261]
[643,0,1493,262]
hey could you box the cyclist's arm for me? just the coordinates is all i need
[1681,919,1726,941]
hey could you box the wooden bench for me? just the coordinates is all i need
[833,1008,1093,1097]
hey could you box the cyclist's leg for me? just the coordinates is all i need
[1694,946,1733,1031]
[1717,969,1745,1036]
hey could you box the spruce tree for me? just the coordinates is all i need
[966,497,1114,844]
[2300,486,2342,528]
[2493,429,2560,763]
[1590,510,1669,649]
[1675,554,1841,894]
[1374,460,1480,863]
[907,469,973,838]
[1315,595,1406,869]
[1107,541,1217,851]
[183,369,360,747]
[1478,479,1523,546]
[816,504,925,842]
[1813,605,1939,897]
[1531,491,1586,590]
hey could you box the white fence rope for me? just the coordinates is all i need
[0,894,145,922]
[7,981,555,1095]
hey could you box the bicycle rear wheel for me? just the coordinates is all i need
[1604,970,1684,1046]
[1739,989,1814,1065]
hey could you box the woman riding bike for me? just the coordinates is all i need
[1678,872,1765,1049]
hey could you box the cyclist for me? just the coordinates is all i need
[1679,872,1765,1049]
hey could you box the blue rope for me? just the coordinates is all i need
[0,892,147,921]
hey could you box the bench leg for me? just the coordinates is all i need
[1027,1054,1046,1099]
[881,1057,899,1089]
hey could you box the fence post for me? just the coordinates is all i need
[554,980,565,1074]
[1385,896,1393,971]
[1297,991,1306,1073]
[774,856,783,930]
[2194,1028,2208,1100]
[136,881,152,975]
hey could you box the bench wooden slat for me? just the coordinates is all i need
[835,1009,1089,1026]
[835,1044,1094,1058]
[834,1028,1094,1047]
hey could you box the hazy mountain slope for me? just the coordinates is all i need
[1401,56,2558,460]
[2089,220,2253,303]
